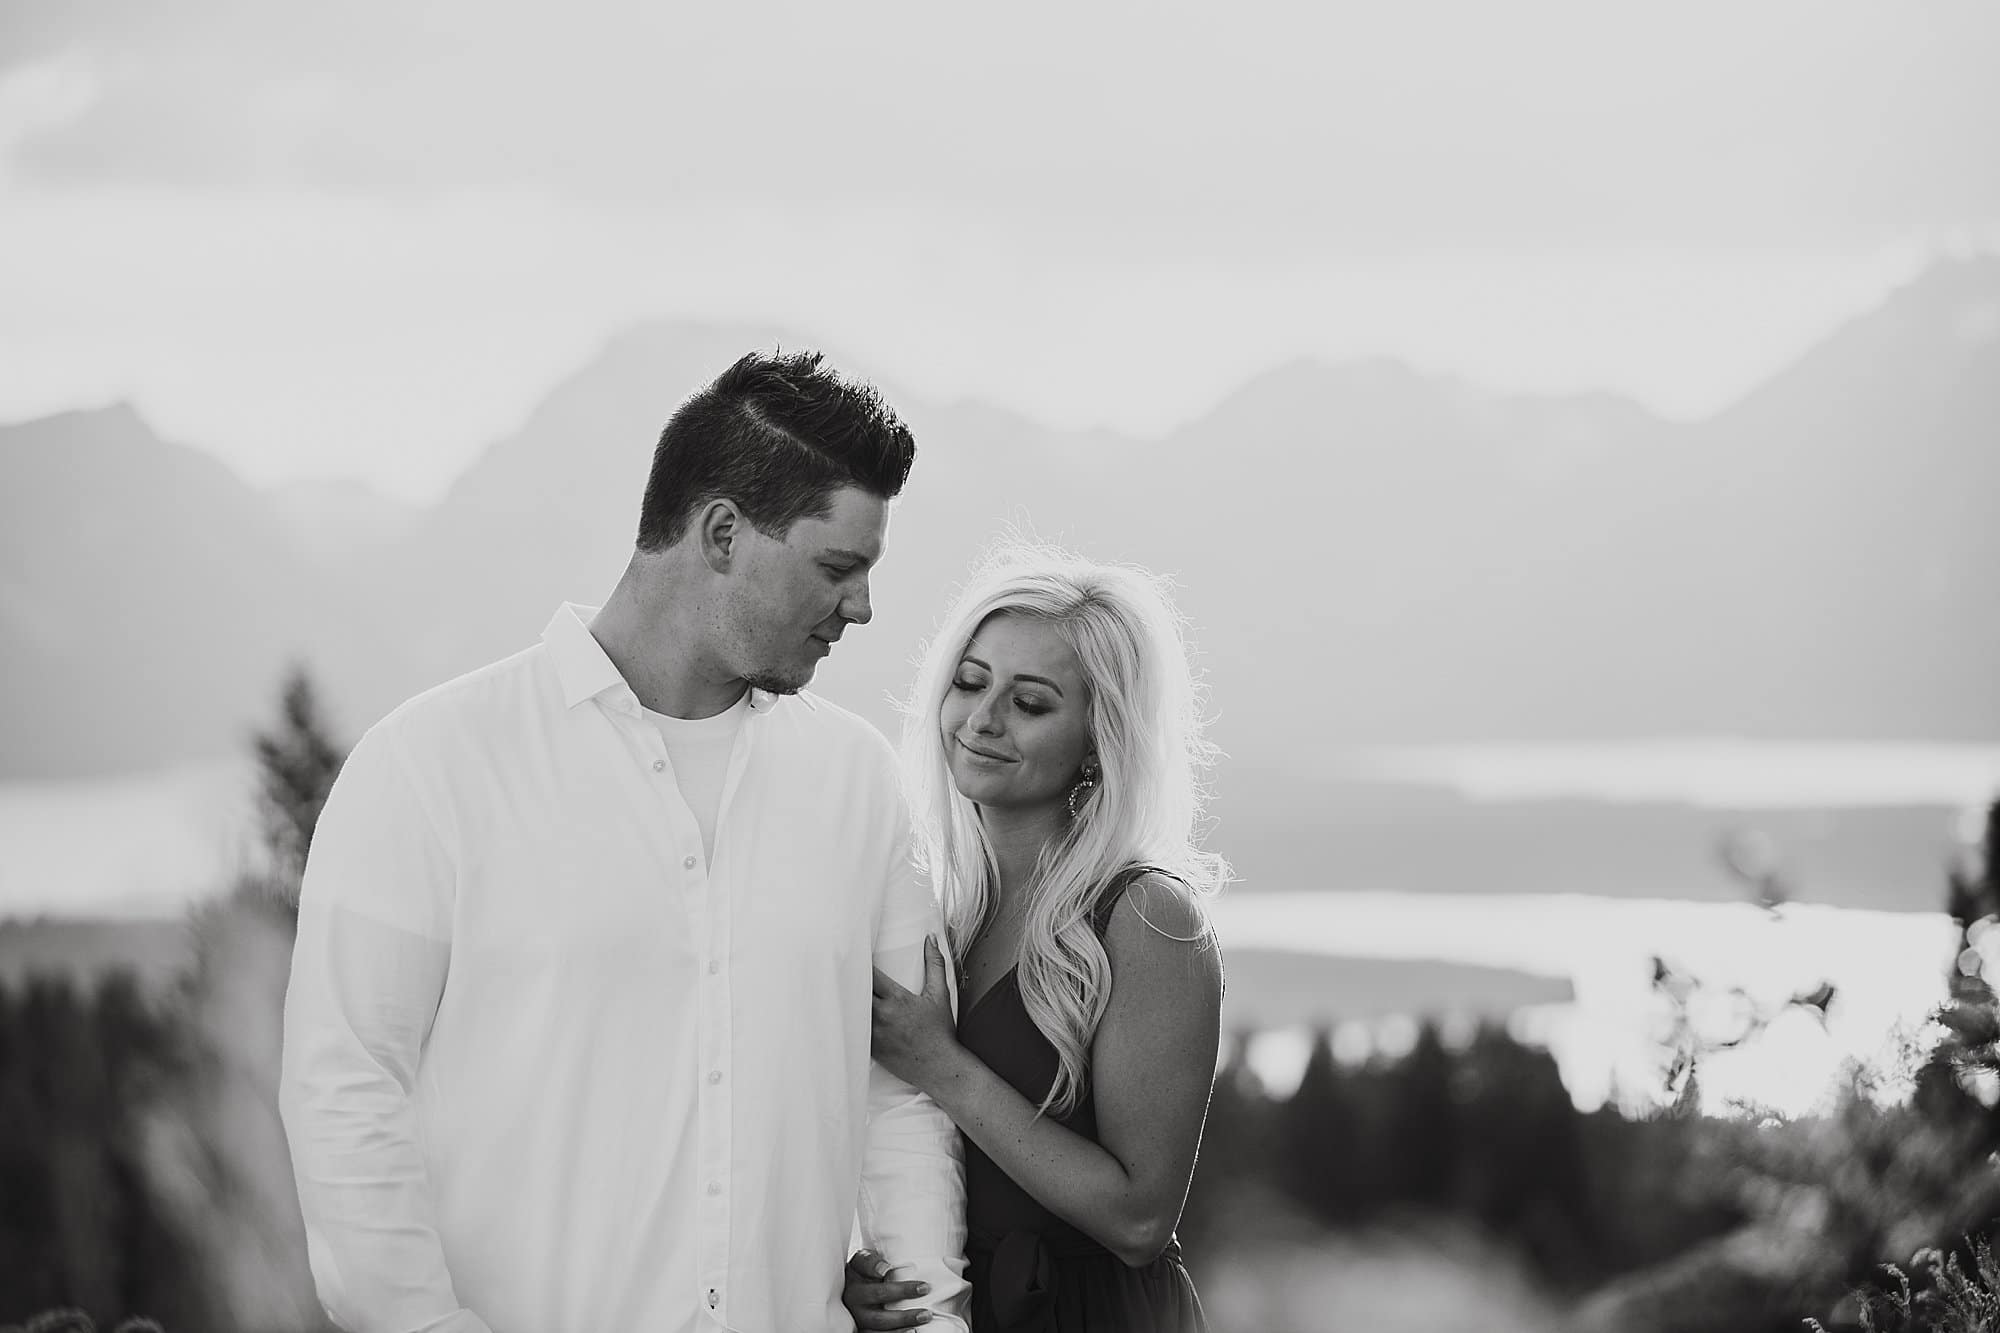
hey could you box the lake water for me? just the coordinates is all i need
[4,740,1996,1116]
[1339,738,2000,812]
[0,758,269,918]
[1211,891,1962,1116]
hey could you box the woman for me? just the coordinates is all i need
[849,544,1228,1333]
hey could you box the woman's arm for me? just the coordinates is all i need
[870,875,1223,1267]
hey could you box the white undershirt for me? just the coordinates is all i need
[644,696,750,862]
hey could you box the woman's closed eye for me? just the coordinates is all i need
[949,670,1048,713]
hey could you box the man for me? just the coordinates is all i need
[280,351,969,1333]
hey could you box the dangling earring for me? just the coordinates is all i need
[1067,756,1101,819]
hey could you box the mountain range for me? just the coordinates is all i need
[6,257,1997,824]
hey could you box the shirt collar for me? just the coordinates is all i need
[541,603,780,715]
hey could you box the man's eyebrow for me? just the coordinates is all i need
[820,548,878,567]
[958,653,1064,697]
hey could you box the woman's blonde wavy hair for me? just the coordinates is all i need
[899,541,1229,1117]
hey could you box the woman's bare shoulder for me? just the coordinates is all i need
[1103,870,1217,958]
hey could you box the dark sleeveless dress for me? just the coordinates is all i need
[956,868,1210,1333]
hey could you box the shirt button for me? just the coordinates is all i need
[652,759,665,772]
[707,959,720,975]
[707,1181,721,1197]
[707,1069,722,1085]
[683,854,698,870]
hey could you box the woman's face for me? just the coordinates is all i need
[939,612,1095,817]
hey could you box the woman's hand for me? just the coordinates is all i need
[870,937,963,1095]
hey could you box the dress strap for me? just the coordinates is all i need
[1087,864,1225,996]
[1087,863,1182,937]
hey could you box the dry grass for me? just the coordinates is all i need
[1200,1216,1573,1333]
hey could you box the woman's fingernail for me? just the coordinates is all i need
[916,1282,931,1294]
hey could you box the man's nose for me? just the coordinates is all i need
[840,577,873,627]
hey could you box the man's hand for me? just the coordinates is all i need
[841,1248,934,1329]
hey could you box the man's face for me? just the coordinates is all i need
[721,485,889,694]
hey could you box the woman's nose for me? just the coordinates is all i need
[968,692,1003,734]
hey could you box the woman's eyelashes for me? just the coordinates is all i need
[950,674,1051,716]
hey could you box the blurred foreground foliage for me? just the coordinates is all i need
[2,667,338,1331]
[1181,797,2000,1332]
[5,668,2000,1332]
[1805,1239,2000,1333]
[0,1311,164,1333]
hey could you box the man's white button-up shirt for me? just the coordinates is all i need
[280,604,969,1333]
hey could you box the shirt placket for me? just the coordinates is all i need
[694,842,732,1324]
[695,708,758,1326]
[623,689,735,1326]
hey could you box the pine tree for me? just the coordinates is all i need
[1456,1023,1594,1280]
[1177,1029,1281,1267]
[1386,1020,1460,1208]
[250,666,348,903]
[1280,1028,1380,1224]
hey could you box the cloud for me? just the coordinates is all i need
[2,0,1996,246]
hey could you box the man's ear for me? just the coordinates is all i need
[697,500,743,573]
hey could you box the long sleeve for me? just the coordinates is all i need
[858,813,972,1332]
[279,725,493,1333]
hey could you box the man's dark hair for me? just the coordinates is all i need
[636,350,917,551]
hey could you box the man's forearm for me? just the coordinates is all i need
[857,1060,972,1330]
[282,906,481,1333]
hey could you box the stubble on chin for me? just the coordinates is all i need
[742,665,811,696]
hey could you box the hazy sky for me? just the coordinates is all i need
[3,0,1995,501]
